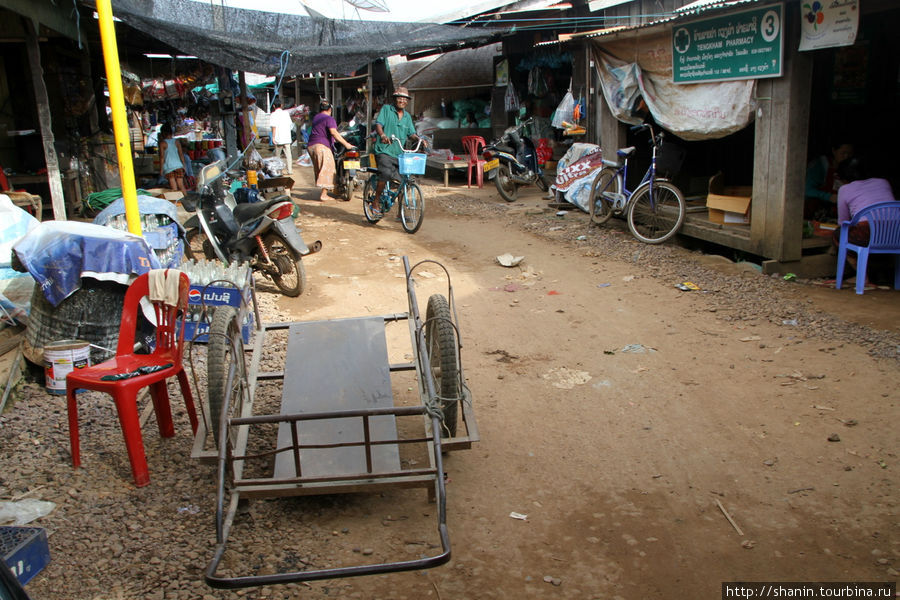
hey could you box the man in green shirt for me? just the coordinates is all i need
[370,86,425,215]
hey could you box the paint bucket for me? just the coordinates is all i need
[43,340,91,395]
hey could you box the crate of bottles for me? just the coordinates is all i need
[2,526,51,586]
[180,259,253,343]
[183,309,254,344]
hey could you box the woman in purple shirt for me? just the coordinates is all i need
[307,101,355,201]
[832,157,897,287]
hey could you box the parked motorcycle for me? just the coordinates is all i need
[333,145,360,201]
[482,117,551,202]
[181,160,321,298]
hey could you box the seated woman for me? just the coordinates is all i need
[831,156,897,287]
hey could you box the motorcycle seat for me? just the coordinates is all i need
[232,197,289,223]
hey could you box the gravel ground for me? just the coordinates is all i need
[1,187,897,600]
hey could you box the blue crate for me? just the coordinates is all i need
[398,153,426,175]
[187,282,249,309]
[182,310,254,344]
[1,526,50,586]
[143,222,179,250]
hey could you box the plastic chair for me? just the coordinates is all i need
[66,270,198,487]
[461,136,486,189]
[835,201,900,295]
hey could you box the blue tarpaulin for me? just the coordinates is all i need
[12,221,160,307]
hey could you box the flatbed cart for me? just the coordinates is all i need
[200,257,478,589]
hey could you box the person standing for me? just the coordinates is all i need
[269,99,294,176]
[307,100,355,201]
[158,123,188,196]
[370,86,424,214]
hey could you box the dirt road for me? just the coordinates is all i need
[8,168,898,599]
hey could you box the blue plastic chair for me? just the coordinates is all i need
[835,201,900,294]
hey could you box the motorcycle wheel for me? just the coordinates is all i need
[495,164,518,202]
[263,233,306,297]
[362,177,383,223]
[185,229,217,260]
[341,176,355,201]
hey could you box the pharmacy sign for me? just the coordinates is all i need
[672,3,783,84]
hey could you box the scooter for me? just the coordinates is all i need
[181,160,321,298]
[482,117,551,202]
[333,145,360,201]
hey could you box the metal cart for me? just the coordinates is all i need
[200,257,478,589]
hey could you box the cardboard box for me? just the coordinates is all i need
[707,185,751,225]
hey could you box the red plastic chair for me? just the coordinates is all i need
[462,136,486,189]
[66,270,198,487]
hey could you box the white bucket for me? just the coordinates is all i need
[43,340,91,395]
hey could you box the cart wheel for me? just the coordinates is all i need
[425,294,460,438]
[207,306,249,447]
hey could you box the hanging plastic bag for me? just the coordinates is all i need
[552,90,575,129]
[504,82,520,113]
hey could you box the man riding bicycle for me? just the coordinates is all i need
[371,86,426,215]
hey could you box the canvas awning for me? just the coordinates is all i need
[105,0,507,76]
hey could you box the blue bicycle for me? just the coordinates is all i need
[588,123,686,244]
[362,137,426,234]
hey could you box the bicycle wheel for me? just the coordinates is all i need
[362,176,383,223]
[588,168,620,226]
[399,181,424,234]
[207,306,249,447]
[424,294,460,438]
[626,180,686,244]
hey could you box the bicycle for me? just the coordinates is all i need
[362,136,426,234]
[588,123,686,244]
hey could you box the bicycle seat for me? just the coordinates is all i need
[617,147,636,159]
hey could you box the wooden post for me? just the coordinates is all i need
[24,18,66,221]
[239,71,250,147]
[750,12,812,262]
[365,64,373,157]
[598,79,626,164]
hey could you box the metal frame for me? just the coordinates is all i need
[202,257,477,589]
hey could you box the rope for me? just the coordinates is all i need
[271,51,291,104]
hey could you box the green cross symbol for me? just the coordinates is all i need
[674,28,690,54]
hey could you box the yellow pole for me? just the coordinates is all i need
[96,0,140,235]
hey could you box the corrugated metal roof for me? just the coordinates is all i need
[534,0,763,45]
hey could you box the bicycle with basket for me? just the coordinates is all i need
[588,123,687,244]
[362,136,426,234]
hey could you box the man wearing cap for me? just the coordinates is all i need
[371,86,424,214]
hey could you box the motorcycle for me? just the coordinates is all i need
[333,145,360,201]
[482,117,551,202]
[181,160,321,298]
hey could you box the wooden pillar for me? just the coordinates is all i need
[24,18,66,220]
[365,65,373,156]
[598,81,626,162]
[239,71,250,147]
[750,12,811,262]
